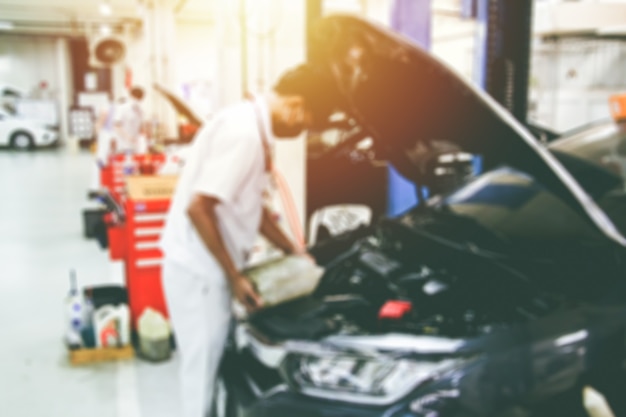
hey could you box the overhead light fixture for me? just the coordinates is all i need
[0,21,14,31]
[99,1,112,16]
[100,24,112,36]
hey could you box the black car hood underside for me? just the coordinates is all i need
[308,15,626,246]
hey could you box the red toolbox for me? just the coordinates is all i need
[95,154,175,328]
[99,154,167,264]
[123,198,170,328]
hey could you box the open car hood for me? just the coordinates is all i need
[153,83,204,127]
[308,15,626,246]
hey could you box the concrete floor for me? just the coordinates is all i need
[0,146,181,416]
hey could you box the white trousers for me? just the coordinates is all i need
[162,259,233,417]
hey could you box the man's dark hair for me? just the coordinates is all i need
[130,86,144,100]
[274,64,339,126]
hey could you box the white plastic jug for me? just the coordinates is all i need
[138,308,171,361]
[243,255,325,308]
[94,304,130,348]
[122,151,137,175]
[64,270,84,349]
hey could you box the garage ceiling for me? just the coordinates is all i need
[0,0,216,36]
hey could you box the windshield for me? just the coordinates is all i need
[436,121,626,246]
[549,122,626,184]
[549,121,626,235]
[440,167,603,246]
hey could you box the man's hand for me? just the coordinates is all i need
[231,275,263,313]
[288,243,316,263]
[286,241,306,256]
[188,194,262,312]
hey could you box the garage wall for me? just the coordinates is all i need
[243,0,307,239]
[124,13,220,136]
[174,22,218,120]
[363,0,394,25]
[432,14,477,82]
[0,34,72,137]
[122,6,178,138]
[0,34,60,95]
[202,0,309,245]
[530,37,626,131]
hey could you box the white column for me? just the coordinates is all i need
[55,38,71,142]
[213,0,229,107]
[266,0,306,237]
[136,0,177,139]
[155,1,177,137]
[364,0,393,26]
[213,0,243,107]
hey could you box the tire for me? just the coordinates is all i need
[10,131,34,150]
[210,377,237,417]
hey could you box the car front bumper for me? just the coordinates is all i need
[240,391,405,417]
[36,130,59,147]
[221,350,413,417]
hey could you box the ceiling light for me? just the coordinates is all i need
[99,2,112,16]
[100,24,112,36]
[0,21,14,31]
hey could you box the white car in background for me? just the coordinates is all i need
[0,108,59,150]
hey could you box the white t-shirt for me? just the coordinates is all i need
[159,97,272,277]
[95,103,117,165]
[114,98,144,153]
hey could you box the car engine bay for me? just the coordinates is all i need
[248,213,568,343]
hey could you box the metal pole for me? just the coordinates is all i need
[240,0,249,97]
[475,0,533,123]
[304,0,323,235]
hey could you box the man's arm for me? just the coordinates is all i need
[187,194,263,312]
[259,206,302,255]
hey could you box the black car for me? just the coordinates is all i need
[215,16,626,417]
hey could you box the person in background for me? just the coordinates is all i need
[159,64,338,417]
[94,94,121,166]
[113,86,146,154]
[88,95,122,192]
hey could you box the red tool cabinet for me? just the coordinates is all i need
[123,197,170,328]
[98,154,172,328]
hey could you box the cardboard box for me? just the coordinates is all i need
[69,345,134,366]
[125,175,178,201]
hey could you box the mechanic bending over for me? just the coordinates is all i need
[113,86,146,154]
[159,64,338,417]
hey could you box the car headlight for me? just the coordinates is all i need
[281,343,464,405]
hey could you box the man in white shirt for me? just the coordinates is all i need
[159,65,338,417]
[113,86,146,153]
